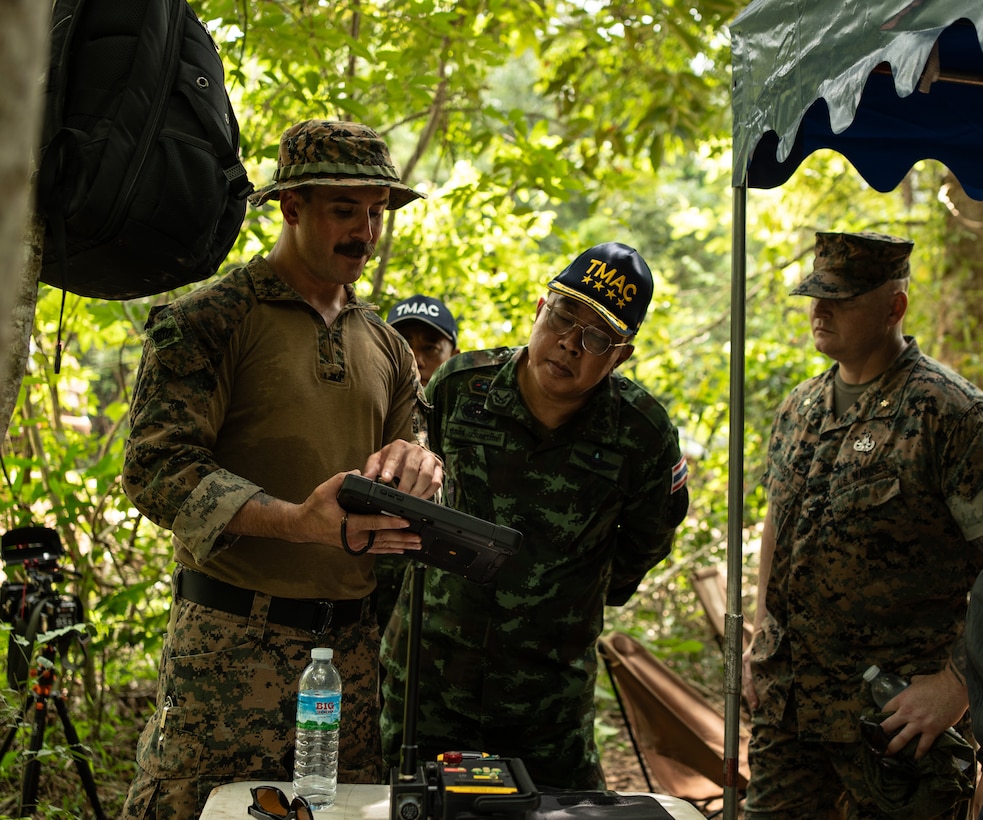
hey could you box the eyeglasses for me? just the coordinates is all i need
[544,303,631,356]
[248,786,314,820]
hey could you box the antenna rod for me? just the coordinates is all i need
[398,562,426,779]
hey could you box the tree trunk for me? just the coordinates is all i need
[0,1,48,442]
[938,170,983,387]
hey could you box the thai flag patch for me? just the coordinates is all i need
[671,455,688,494]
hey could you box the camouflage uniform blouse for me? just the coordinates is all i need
[123,256,422,599]
[382,347,688,725]
[756,338,983,742]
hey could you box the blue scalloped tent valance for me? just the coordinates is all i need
[731,0,983,199]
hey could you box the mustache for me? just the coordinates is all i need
[335,240,374,257]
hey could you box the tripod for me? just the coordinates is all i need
[0,644,107,819]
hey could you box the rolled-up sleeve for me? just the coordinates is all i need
[124,301,252,559]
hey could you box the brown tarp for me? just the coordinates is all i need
[598,632,750,813]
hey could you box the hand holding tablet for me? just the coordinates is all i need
[336,475,522,584]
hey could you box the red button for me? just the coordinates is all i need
[442,751,463,765]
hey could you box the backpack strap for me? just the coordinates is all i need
[180,82,253,200]
[36,0,86,372]
[35,128,84,373]
[180,9,253,201]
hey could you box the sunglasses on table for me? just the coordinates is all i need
[248,785,314,820]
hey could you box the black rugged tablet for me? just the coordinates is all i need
[336,474,523,584]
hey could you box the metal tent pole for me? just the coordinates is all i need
[722,182,748,820]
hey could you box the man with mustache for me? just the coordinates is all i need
[743,231,983,819]
[121,120,441,818]
[379,242,690,789]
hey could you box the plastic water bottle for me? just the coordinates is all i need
[294,647,341,808]
[862,664,908,708]
[862,663,973,772]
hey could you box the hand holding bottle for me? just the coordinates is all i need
[867,667,968,760]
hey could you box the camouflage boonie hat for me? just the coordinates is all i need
[248,120,425,209]
[792,231,913,299]
[547,242,653,336]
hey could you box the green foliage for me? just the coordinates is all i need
[6,0,983,812]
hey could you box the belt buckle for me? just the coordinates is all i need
[311,601,334,636]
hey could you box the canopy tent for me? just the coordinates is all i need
[724,3,983,819]
[732,1,983,197]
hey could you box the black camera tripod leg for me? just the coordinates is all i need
[0,703,23,761]
[1,692,39,798]
[16,690,107,820]
[52,694,107,820]
[20,691,45,817]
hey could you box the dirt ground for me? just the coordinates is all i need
[601,723,651,792]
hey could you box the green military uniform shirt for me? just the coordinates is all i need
[380,347,688,788]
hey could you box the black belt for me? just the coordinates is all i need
[175,568,371,635]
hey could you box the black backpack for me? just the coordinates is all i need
[36,0,253,302]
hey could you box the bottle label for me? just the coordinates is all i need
[297,692,341,731]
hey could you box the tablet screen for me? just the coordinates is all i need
[336,475,522,584]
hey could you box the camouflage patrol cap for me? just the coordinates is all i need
[248,120,425,209]
[547,242,653,336]
[792,231,913,299]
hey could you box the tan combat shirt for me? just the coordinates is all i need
[124,256,422,599]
